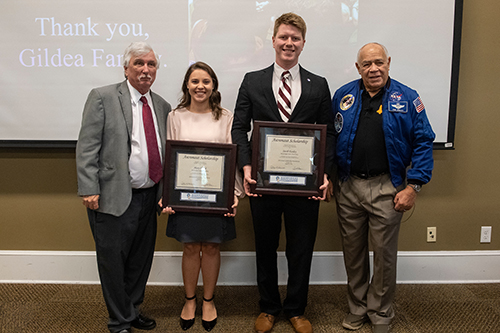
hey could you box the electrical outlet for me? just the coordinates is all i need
[427,227,436,242]
[481,226,492,243]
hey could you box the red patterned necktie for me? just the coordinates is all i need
[277,70,292,121]
[140,96,162,183]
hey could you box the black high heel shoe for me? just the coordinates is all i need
[201,296,217,332]
[180,295,196,331]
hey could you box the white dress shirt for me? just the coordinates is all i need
[127,80,163,189]
[272,63,302,121]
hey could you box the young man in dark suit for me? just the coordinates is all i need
[231,12,335,333]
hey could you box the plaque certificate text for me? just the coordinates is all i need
[175,153,225,192]
[264,134,314,174]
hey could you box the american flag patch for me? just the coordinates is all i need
[413,97,425,113]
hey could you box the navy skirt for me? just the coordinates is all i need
[166,212,236,243]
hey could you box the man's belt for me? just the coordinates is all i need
[351,171,387,179]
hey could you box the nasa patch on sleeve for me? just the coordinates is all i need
[340,94,354,111]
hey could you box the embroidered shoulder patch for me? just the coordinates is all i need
[340,94,354,111]
[334,112,344,133]
[390,91,402,102]
[388,101,408,113]
[413,96,425,113]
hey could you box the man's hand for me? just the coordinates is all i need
[243,165,259,197]
[325,177,334,202]
[394,186,417,212]
[82,195,99,210]
[310,174,329,201]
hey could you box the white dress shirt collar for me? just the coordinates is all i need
[273,63,300,82]
[126,80,152,106]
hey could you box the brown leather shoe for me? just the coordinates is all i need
[289,316,312,333]
[255,312,275,333]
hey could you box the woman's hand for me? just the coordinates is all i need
[158,198,176,215]
[224,195,239,217]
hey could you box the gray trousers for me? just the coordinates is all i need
[334,174,404,325]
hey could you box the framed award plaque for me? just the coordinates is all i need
[162,140,237,214]
[251,121,327,197]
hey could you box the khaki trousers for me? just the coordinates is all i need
[334,174,404,325]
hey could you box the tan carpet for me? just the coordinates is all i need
[1,284,500,332]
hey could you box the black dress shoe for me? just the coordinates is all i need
[201,296,217,332]
[180,294,196,330]
[202,317,217,332]
[116,329,132,333]
[131,314,156,330]
[180,317,195,331]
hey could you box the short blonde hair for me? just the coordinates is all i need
[273,13,307,39]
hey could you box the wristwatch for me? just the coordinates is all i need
[408,184,422,193]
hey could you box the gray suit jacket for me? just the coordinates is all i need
[76,80,171,217]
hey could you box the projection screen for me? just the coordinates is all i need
[0,0,462,148]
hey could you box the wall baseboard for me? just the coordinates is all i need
[1,250,499,285]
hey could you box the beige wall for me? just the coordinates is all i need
[1,0,499,252]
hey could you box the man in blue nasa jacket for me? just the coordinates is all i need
[332,43,435,333]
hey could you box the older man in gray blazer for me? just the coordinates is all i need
[76,41,170,333]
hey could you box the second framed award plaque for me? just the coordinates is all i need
[162,140,237,214]
[251,121,327,196]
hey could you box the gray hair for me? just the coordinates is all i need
[357,42,389,63]
[122,41,160,69]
